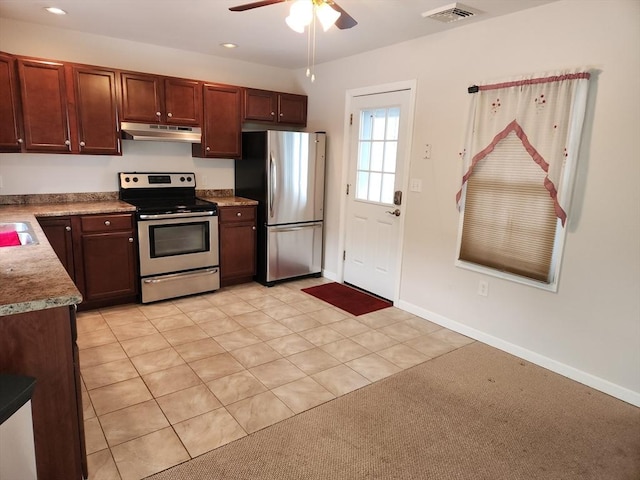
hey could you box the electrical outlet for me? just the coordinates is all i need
[478,280,489,297]
[424,144,432,159]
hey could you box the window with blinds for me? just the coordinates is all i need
[458,130,558,283]
[455,70,590,291]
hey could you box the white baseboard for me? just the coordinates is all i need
[322,269,339,282]
[395,299,640,408]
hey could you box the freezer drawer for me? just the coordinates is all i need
[266,222,323,282]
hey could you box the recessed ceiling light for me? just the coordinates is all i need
[45,7,67,15]
[220,43,238,49]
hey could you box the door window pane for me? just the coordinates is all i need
[356,172,370,200]
[356,106,400,205]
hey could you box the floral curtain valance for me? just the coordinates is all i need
[456,70,591,226]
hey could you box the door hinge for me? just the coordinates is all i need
[346,184,350,195]
[349,113,353,126]
[343,250,346,261]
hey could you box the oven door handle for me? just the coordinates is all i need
[143,268,219,284]
[139,211,216,220]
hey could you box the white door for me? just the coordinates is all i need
[343,88,413,301]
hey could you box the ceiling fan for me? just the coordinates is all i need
[229,0,358,30]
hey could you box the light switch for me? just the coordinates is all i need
[410,178,422,192]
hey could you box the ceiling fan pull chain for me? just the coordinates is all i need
[306,15,312,79]
[311,13,316,82]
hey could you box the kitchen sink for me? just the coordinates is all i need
[0,222,39,246]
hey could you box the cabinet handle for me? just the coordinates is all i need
[156,112,161,117]
[236,212,242,217]
[279,113,284,117]
[206,146,211,152]
[65,226,71,232]
[167,112,173,118]
[271,111,275,116]
[17,138,23,144]
[64,139,70,146]
[252,226,256,230]
[80,141,85,147]
[128,237,134,243]
[104,220,111,226]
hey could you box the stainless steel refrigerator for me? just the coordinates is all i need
[235,130,326,286]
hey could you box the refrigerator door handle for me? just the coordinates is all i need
[271,223,323,233]
[269,152,276,218]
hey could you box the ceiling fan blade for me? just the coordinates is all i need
[328,1,358,29]
[229,0,287,12]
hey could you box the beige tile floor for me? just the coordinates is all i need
[78,277,474,480]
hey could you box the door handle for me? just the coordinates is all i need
[386,209,401,217]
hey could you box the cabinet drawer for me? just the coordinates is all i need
[219,206,256,223]
[80,214,133,232]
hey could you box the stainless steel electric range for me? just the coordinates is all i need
[119,172,220,303]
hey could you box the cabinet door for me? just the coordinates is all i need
[38,217,75,280]
[78,230,138,302]
[243,88,277,122]
[199,83,241,158]
[17,59,71,152]
[120,72,163,123]
[0,53,23,152]
[73,67,120,155]
[164,77,201,125]
[278,93,307,126]
[219,206,256,286]
[0,307,85,480]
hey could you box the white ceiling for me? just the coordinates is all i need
[0,0,558,69]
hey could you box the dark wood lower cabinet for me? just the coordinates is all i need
[38,213,139,311]
[37,216,75,280]
[219,205,257,287]
[0,306,85,480]
[72,214,138,310]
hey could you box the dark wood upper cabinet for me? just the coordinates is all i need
[164,77,202,125]
[0,53,23,152]
[120,72,201,125]
[193,83,242,159]
[243,88,307,126]
[278,92,308,125]
[243,88,277,122]
[73,66,121,155]
[17,58,72,152]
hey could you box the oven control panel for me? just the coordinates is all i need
[119,172,196,189]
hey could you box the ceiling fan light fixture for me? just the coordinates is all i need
[316,2,341,32]
[44,6,67,15]
[286,0,313,33]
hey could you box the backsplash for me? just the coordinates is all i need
[0,189,234,205]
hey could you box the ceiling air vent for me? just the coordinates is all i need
[421,3,482,23]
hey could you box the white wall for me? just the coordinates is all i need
[303,0,640,404]
[1,1,638,405]
[0,18,300,194]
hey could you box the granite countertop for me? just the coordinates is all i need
[0,209,82,316]
[203,196,258,207]
[0,194,256,316]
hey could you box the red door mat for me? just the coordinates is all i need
[301,282,392,316]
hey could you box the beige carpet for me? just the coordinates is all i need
[147,342,640,480]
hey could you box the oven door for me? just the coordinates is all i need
[138,212,219,277]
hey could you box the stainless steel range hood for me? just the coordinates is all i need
[121,122,202,143]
